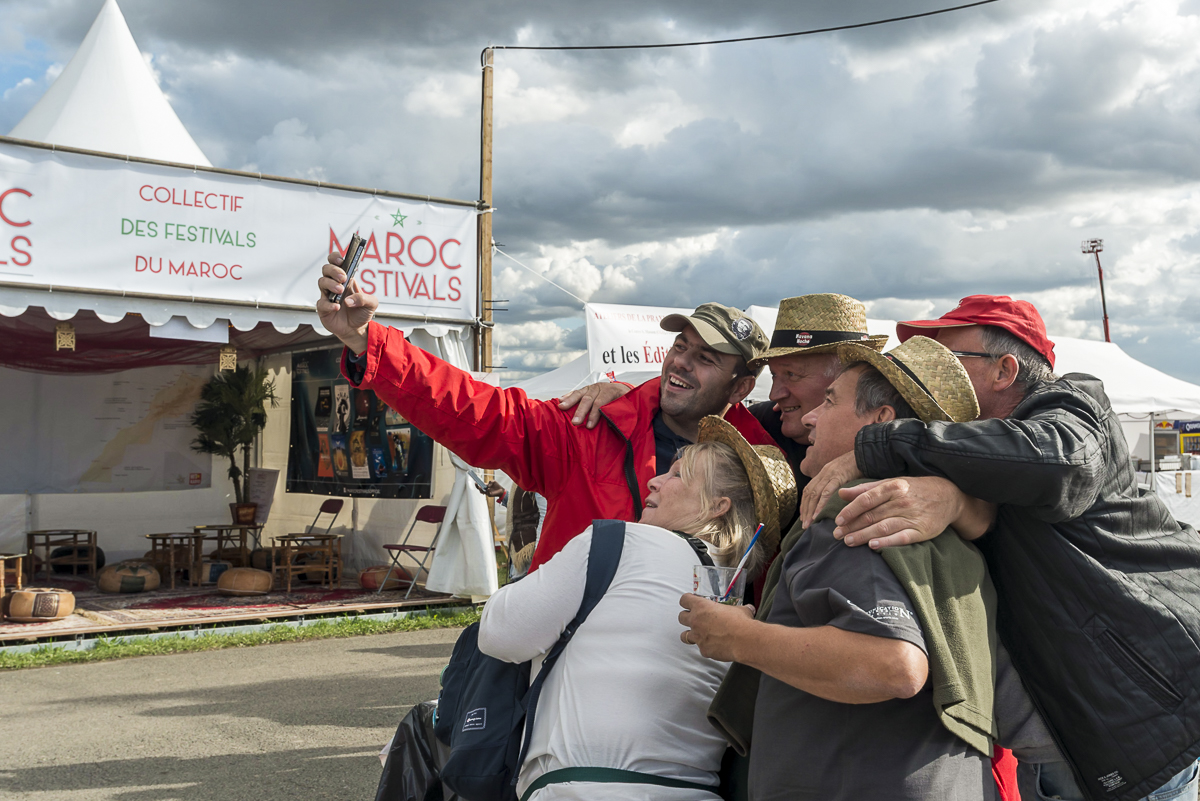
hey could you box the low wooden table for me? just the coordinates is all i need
[194,523,265,557]
[1,553,24,596]
[145,532,205,590]
[277,534,343,592]
[26,530,97,582]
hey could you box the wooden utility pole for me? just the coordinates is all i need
[478,48,495,372]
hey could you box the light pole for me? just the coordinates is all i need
[1081,238,1110,343]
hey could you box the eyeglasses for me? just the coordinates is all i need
[950,350,994,359]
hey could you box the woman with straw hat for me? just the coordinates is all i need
[478,418,795,800]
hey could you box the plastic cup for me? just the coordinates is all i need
[692,565,745,605]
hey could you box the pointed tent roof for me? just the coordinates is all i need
[9,0,210,166]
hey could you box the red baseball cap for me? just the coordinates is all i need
[897,295,1056,368]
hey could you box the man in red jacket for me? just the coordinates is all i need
[317,258,778,571]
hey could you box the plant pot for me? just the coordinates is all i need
[230,502,258,525]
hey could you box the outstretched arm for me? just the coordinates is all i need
[318,255,574,499]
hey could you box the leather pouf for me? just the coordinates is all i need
[142,546,193,571]
[7,587,76,622]
[210,546,251,568]
[359,564,409,591]
[98,561,162,593]
[195,560,232,585]
[49,545,105,574]
[217,567,273,596]
[250,547,282,571]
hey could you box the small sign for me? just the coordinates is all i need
[246,468,279,525]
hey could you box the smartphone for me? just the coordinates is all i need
[328,232,366,304]
[465,469,489,493]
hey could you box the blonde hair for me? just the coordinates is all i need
[674,441,764,579]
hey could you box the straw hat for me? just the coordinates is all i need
[697,416,797,557]
[836,335,980,424]
[751,293,889,368]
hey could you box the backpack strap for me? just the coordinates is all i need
[679,533,715,566]
[514,520,627,779]
[520,767,718,801]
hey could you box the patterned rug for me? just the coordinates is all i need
[1,575,456,641]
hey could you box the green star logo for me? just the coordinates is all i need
[391,210,407,227]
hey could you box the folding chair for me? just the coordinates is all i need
[307,499,344,535]
[380,505,446,599]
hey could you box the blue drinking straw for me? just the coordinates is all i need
[721,523,764,601]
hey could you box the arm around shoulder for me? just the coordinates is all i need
[855,387,1108,521]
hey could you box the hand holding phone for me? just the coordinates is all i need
[328,232,366,304]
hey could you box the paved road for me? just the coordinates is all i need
[0,627,462,800]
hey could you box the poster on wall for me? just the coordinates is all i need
[287,348,433,498]
[0,363,212,494]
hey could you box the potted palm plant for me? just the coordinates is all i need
[191,366,279,524]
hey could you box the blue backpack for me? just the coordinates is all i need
[434,520,626,801]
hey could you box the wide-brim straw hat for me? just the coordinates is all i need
[751,293,889,368]
[697,416,797,557]
[837,335,980,424]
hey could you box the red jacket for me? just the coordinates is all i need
[343,321,776,570]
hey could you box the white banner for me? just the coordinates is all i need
[584,302,690,377]
[0,363,213,494]
[0,141,479,321]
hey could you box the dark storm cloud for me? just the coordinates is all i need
[3,0,1200,382]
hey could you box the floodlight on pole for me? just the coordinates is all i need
[1081,238,1110,343]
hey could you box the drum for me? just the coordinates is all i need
[7,587,76,622]
[250,547,283,571]
[216,567,273,596]
[98,561,162,593]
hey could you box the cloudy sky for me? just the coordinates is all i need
[3,0,1200,382]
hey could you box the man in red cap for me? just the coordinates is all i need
[802,295,1200,801]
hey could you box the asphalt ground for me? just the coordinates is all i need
[0,626,462,800]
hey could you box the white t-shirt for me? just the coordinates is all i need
[478,523,729,801]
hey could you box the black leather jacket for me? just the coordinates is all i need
[856,374,1200,801]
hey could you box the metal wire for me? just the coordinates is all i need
[482,0,1000,62]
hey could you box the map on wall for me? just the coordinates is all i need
[0,363,213,494]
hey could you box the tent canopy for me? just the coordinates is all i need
[10,0,211,166]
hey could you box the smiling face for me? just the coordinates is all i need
[767,352,841,442]
[641,457,711,531]
[659,325,749,423]
[798,365,883,478]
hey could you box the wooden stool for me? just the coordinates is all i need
[277,534,343,592]
[25,530,97,582]
[144,533,204,590]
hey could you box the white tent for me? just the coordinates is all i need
[0,0,496,598]
[517,301,1200,435]
[10,0,211,166]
